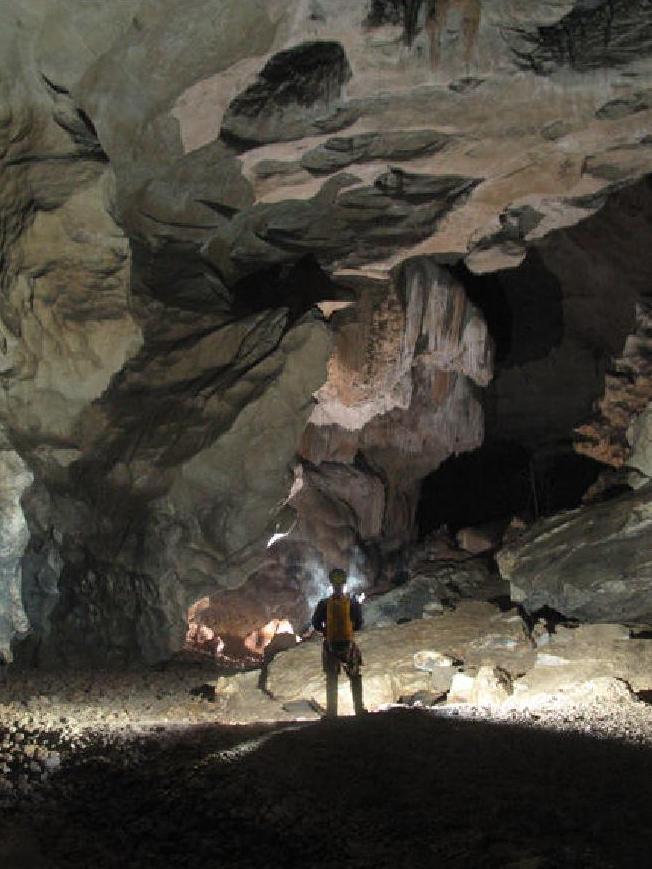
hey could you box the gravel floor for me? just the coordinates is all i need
[2,668,652,869]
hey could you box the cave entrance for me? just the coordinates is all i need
[417,441,603,539]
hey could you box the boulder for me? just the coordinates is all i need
[413,650,457,693]
[447,666,513,706]
[447,672,475,704]
[498,484,652,624]
[456,521,507,555]
[413,650,456,671]
[363,560,501,628]
[468,666,513,707]
[510,621,652,705]
[628,401,652,477]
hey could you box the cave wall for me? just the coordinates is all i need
[459,178,652,455]
[2,0,652,661]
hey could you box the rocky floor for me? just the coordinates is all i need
[3,605,652,868]
[2,663,652,868]
[0,704,651,869]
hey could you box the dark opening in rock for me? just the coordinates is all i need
[417,441,603,536]
[453,251,563,367]
[230,254,352,321]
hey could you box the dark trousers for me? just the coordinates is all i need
[323,641,365,717]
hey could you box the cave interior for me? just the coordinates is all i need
[3,2,652,866]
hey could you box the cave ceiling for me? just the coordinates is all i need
[2,0,652,663]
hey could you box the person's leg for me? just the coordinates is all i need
[344,642,365,715]
[326,667,338,717]
[350,674,365,715]
[323,642,339,717]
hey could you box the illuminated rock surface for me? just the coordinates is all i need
[499,483,652,623]
[0,441,33,662]
[361,558,505,627]
[258,601,534,714]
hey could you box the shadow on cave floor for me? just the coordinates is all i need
[2,708,651,869]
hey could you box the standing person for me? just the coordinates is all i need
[311,568,366,717]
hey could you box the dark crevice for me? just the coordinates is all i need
[6,152,109,167]
[229,255,352,324]
[517,605,581,636]
[417,441,603,536]
[403,0,424,46]
[631,629,652,639]
[75,107,100,141]
[131,239,233,313]
[139,209,223,231]
[41,72,70,95]
[508,0,652,73]
[452,250,563,368]
[40,73,108,162]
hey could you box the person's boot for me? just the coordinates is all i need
[350,675,367,716]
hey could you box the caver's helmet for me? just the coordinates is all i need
[329,567,347,587]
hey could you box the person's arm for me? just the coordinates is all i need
[311,599,327,633]
[350,596,363,631]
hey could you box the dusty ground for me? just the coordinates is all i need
[1,665,652,869]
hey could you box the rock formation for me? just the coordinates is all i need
[0,440,33,662]
[2,0,652,662]
[498,483,652,624]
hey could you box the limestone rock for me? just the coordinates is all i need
[447,672,475,704]
[510,617,652,705]
[485,181,652,455]
[288,259,493,578]
[498,484,652,624]
[468,665,513,706]
[362,560,496,627]
[220,41,353,147]
[413,650,456,671]
[627,401,652,478]
[507,1,652,74]
[194,544,324,656]
[0,443,33,662]
[310,259,492,431]
[449,664,517,707]
[456,521,507,555]
[576,299,652,467]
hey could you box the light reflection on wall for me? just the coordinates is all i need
[304,546,370,613]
